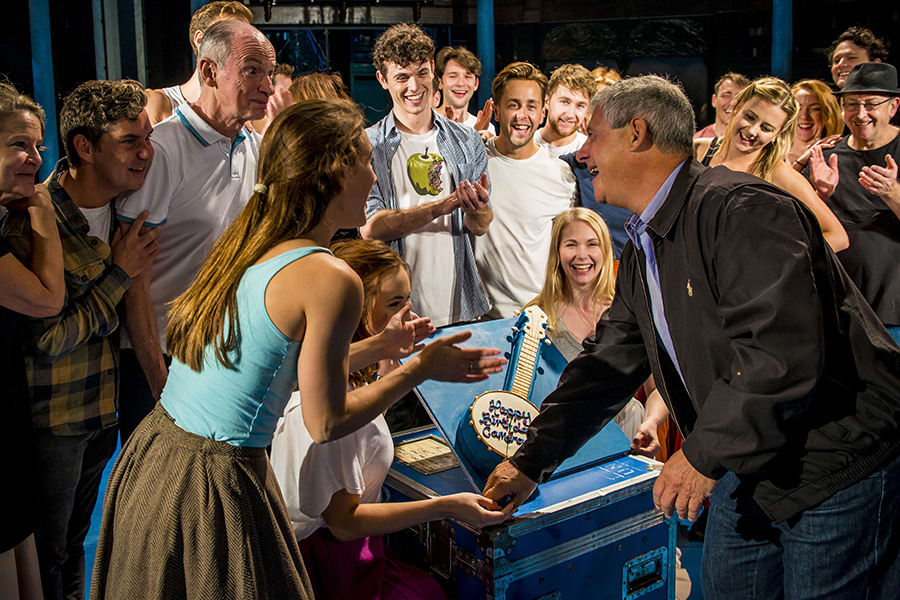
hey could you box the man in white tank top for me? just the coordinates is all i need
[144,1,253,125]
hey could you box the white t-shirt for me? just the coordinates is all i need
[271,392,394,542]
[534,129,587,158]
[79,203,112,241]
[463,112,496,136]
[115,104,261,352]
[475,141,577,318]
[391,128,458,326]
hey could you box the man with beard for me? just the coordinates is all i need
[533,64,594,157]
[474,62,577,318]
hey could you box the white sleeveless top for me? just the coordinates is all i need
[161,85,187,111]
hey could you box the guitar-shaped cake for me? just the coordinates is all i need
[458,306,551,474]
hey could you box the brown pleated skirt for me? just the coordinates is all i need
[90,403,314,599]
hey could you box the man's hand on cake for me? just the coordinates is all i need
[377,303,434,360]
[415,330,506,382]
[652,449,716,522]
[442,493,507,529]
[482,460,537,518]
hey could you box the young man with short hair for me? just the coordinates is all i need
[362,24,493,326]
[474,62,577,318]
[694,72,750,139]
[533,63,595,157]
[2,79,158,599]
[435,45,495,135]
[829,26,888,89]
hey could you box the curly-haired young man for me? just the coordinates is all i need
[829,26,889,89]
[362,23,494,325]
[2,78,158,599]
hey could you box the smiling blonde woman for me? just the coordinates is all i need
[694,76,849,251]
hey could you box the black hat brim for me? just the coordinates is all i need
[835,87,900,96]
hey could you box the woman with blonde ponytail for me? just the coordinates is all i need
[91,99,506,599]
[694,76,849,252]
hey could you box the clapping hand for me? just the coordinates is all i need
[859,154,899,201]
[457,173,490,214]
[809,145,840,200]
[473,98,494,132]
[793,134,841,172]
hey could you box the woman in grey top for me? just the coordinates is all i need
[524,207,643,438]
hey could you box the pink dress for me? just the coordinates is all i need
[271,392,447,599]
[299,530,447,600]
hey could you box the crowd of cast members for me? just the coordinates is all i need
[1,2,899,599]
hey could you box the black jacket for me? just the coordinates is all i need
[510,160,900,523]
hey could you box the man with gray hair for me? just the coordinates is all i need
[485,75,900,598]
[116,19,281,442]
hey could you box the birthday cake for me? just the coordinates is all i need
[458,391,540,475]
[456,305,550,475]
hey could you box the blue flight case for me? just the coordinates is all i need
[384,317,676,599]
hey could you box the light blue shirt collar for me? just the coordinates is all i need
[626,159,689,241]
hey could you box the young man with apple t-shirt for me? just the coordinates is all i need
[475,62,578,318]
[361,24,493,326]
[533,64,594,158]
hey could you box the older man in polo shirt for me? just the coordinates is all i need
[116,19,280,441]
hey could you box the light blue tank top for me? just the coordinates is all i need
[161,246,331,447]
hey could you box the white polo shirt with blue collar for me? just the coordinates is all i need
[116,103,261,353]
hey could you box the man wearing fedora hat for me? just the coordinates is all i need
[808,61,900,344]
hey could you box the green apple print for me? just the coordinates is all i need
[406,147,445,196]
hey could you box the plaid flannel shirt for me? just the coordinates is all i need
[1,159,130,434]
[365,110,491,321]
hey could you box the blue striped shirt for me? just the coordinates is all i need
[365,110,491,322]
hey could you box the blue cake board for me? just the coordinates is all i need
[406,317,631,492]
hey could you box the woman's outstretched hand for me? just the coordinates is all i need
[442,493,508,529]
[415,330,506,382]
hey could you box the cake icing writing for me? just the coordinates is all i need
[477,398,532,445]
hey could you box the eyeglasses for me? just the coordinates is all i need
[842,98,892,113]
